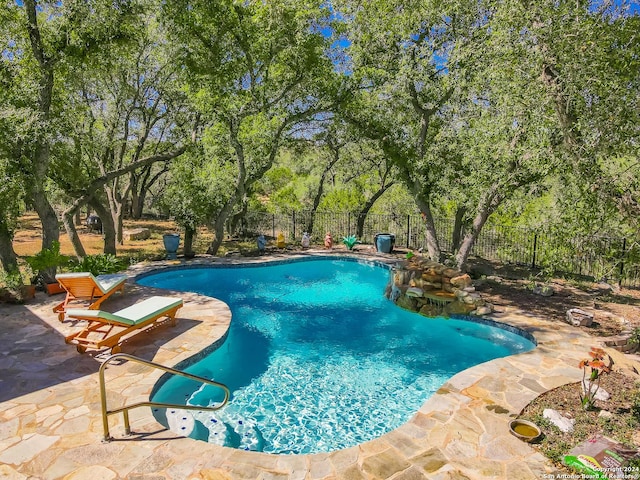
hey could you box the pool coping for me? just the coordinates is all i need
[0,250,603,479]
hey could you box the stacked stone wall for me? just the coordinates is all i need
[386,257,493,317]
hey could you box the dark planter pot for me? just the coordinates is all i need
[163,234,180,260]
[374,233,396,253]
[22,284,37,299]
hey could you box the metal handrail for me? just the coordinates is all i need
[99,353,230,442]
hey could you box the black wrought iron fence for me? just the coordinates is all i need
[239,210,640,287]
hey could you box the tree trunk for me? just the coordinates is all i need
[208,179,244,255]
[130,165,168,219]
[129,171,141,219]
[184,226,195,256]
[115,206,124,246]
[90,199,116,255]
[455,188,502,272]
[306,175,326,236]
[412,194,441,262]
[451,207,466,253]
[0,218,19,274]
[104,181,128,246]
[356,182,394,239]
[31,183,60,251]
[208,120,247,255]
[455,218,487,273]
[74,210,82,226]
[24,0,58,254]
[208,204,233,255]
[31,190,60,284]
[62,208,87,259]
[307,149,340,236]
[229,197,248,237]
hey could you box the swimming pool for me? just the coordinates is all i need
[138,257,535,454]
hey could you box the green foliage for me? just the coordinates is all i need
[632,387,640,422]
[271,186,303,214]
[320,188,364,212]
[0,269,24,290]
[629,328,640,347]
[25,241,69,273]
[258,167,296,196]
[69,254,127,276]
[161,151,229,230]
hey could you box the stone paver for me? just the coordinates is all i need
[1,251,631,479]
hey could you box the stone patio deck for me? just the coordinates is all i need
[0,252,605,479]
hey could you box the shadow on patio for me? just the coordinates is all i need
[0,290,202,403]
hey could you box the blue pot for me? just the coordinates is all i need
[374,233,395,253]
[163,234,180,259]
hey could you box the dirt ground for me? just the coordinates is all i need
[479,276,640,336]
[11,213,187,259]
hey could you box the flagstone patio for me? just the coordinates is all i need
[0,253,599,479]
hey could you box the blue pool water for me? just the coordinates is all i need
[138,257,535,454]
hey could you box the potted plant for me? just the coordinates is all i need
[26,241,69,295]
[0,269,35,303]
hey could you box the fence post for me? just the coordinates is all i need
[292,211,296,240]
[619,237,627,287]
[272,214,275,239]
[531,233,538,270]
[406,215,411,248]
[348,212,351,236]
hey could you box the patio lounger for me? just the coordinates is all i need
[64,296,183,354]
[53,272,127,321]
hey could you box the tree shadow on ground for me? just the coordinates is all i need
[0,291,202,403]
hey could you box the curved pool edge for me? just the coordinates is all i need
[121,252,588,477]
[135,253,538,401]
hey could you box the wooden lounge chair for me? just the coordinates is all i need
[65,296,183,354]
[53,272,127,321]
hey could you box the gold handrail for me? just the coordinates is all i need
[99,353,230,442]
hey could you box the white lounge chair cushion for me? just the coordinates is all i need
[66,296,183,326]
[55,272,127,294]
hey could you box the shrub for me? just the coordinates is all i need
[69,254,127,276]
[25,241,69,284]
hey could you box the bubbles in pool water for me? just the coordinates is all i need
[140,258,535,453]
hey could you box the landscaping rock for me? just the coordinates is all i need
[450,274,472,288]
[406,287,424,298]
[396,295,418,311]
[543,409,574,433]
[565,308,594,327]
[444,302,475,316]
[474,305,493,316]
[123,228,150,241]
[419,304,441,317]
[387,256,491,319]
[533,284,554,297]
[582,382,610,401]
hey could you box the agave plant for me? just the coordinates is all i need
[342,235,360,250]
